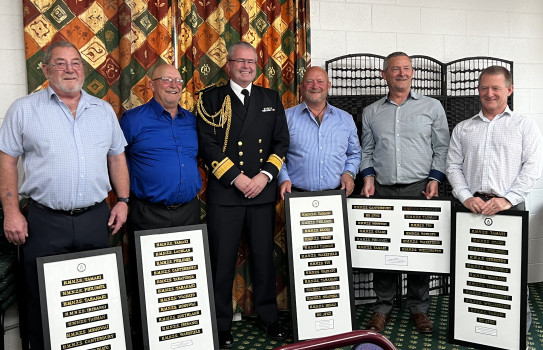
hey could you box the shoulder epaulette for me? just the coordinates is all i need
[195,82,226,95]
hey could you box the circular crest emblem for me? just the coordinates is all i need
[77,263,86,273]
[312,200,319,208]
[484,218,493,226]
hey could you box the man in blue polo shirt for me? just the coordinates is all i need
[120,63,202,347]
[120,63,202,229]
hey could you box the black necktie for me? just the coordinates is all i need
[241,89,250,107]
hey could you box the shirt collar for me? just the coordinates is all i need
[301,101,332,119]
[383,90,419,105]
[230,80,252,96]
[476,105,512,122]
[149,97,181,119]
[46,86,93,108]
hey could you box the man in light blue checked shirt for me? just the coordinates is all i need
[360,52,450,334]
[278,66,361,199]
[0,41,130,350]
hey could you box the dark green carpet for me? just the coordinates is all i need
[227,282,543,349]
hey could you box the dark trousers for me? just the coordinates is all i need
[207,203,278,331]
[372,180,431,315]
[24,200,110,350]
[126,195,200,349]
[127,195,200,231]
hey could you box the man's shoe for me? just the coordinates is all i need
[412,313,433,333]
[366,312,389,332]
[257,320,286,341]
[218,330,234,349]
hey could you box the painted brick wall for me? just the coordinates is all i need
[311,0,543,281]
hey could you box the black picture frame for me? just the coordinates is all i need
[285,190,356,342]
[134,224,218,350]
[37,246,132,350]
[449,208,528,350]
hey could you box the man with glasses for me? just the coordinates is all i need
[278,66,361,199]
[0,41,129,350]
[120,63,202,347]
[120,63,201,231]
[196,41,289,348]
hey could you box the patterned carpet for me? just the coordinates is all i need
[227,282,543,349]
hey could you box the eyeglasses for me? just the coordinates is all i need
[47,61,83,71]
[152,77,184,85]
[228,59,257,65]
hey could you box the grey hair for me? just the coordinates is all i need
[383,52,411,72]
[43,41,82,64]
[227,42,257,61]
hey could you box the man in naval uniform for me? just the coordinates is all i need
[195,41,289,348]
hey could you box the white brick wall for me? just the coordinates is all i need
[312,0,543,281]
[0,0,26,124]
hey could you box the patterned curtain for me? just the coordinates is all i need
[175,0,310,313]
[23,0,173,112]
[22,0,310,314]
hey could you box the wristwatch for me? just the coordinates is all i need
[117,197,129,204]
[343,171,356,180]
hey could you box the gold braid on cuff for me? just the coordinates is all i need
[211,158,234,180]
[196,93,232,152]
[267,154,284,172]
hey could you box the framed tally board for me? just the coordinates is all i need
[450,208,528,350]
[135,224,218,350]
[37,247,132,350]
[347,196,452,274]
[285,190,355,342]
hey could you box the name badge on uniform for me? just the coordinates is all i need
[262,107,275,112]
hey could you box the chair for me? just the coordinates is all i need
[273,330,396,350]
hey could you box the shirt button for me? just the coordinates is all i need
[240,161,244,166]
[258,139,262,143]
[239,151,243,156]
[238,141,243,146]
[260,158,263,162]
[259,149,263,153]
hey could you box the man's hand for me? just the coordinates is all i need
[361,176,375,197]
[244,173,269,199]
[340,173,355,197]
[4,211,28,245]
[480,197,512,216]
[108,202,128,235]
[233,173,252,194]
[422,180,439,199]
[279,180,292,200]
[463,196,486,214]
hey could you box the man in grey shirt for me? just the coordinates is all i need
[360,52,450,333]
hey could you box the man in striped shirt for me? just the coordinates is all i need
[278,66,361,199]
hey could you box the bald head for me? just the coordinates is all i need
[149,64,183,116]
[301,66,331,107]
